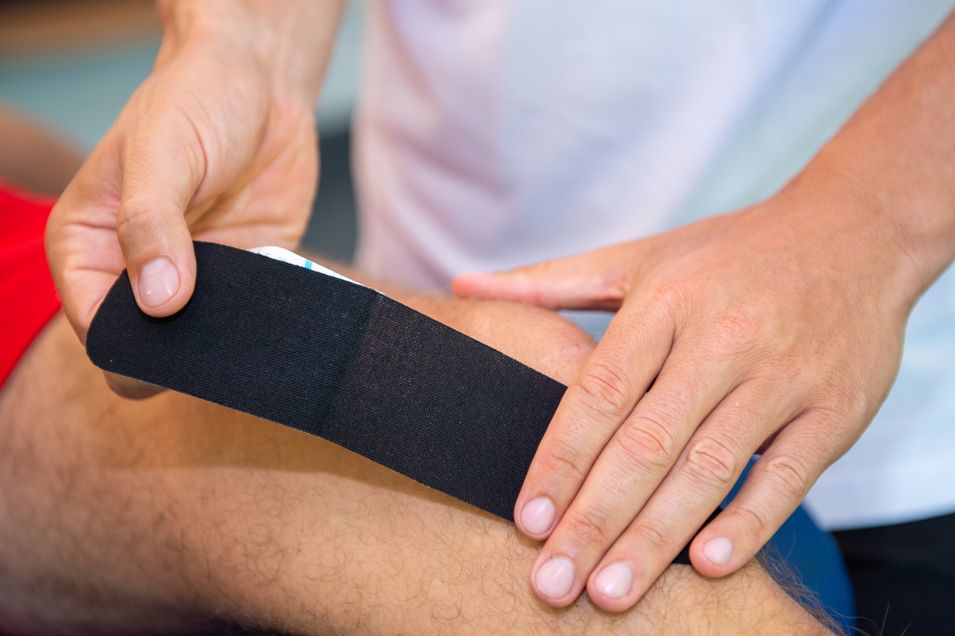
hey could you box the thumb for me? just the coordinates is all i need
[117,118,201,317]
[452,246,629,311]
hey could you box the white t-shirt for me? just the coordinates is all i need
[353,0,955,530]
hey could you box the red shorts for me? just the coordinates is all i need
[0,182,61,388]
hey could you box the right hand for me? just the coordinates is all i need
[46,3,320,395]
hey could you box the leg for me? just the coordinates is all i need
[0,301,827,634]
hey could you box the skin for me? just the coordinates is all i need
[45,0,344,348]
[453,10,955,611]
[2,94,829,628]
[42,0,950,618]
[0,289,829,635]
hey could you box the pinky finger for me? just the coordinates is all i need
[688,411,837,577]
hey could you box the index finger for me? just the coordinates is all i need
[514,302,673,539]
[45,137,171,399]
[45,138,126,342]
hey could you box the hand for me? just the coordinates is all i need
[453,175,919,610]
[46,2,322,394]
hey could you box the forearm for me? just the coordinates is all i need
[157,0,345,102]
[798,10,955,302]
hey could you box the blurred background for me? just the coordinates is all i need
[0,0,362,262]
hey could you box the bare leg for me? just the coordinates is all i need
[0,297,827,634]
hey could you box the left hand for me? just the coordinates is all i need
[45,6,322,398]
[453,174,919,611]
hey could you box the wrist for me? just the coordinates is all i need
[810,144,954,289]
[157,0,344,103]
[770,165,924,321]
[791,12,955,303]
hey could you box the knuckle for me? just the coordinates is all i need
[631,521,670,552]
[761,454,812,500]
[825,382,870,423]
[684,435,739,488]
[564,507,616,546]
[729,504,767,540]
[802,406,855,458]
[613,414,677,472]
[653,282,692,322]
[116,201,159,241]
[769,354,802,384]
[575,362,634,418]
[538,434,588,483]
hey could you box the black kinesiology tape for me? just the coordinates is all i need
[88,242,703,565]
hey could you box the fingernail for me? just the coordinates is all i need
[703,537,733,566]
[594,562,633,598]
[139,256,179,308]
[535,556,576,599]
[520,497,556,535]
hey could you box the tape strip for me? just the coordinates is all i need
[88,242,702,564]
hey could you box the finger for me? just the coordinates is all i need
[45,143,176,398]
[689,410,837,577]
[528,345,740,606]
[45,131,146,344]
[451,244,632,311]
[586,380,796,611]
[104,371,164,400]
[515,302,673,545]
[117,109,203,318]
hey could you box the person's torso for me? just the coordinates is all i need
[353,0,955,530]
